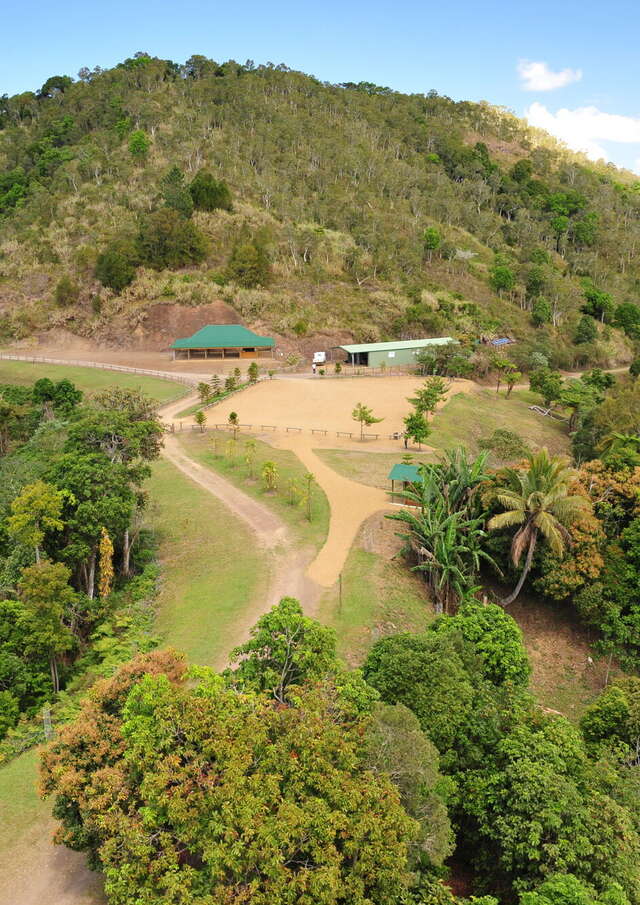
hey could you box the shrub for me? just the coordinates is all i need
[226,239,271,288]
[478,429,531,461]
[531,297,552,327]
[574,316,598,345]
[95,239,139,292]
[128,129,151,161]
[189,170,233,211]
[53,274,79,307]
[137,208,207,269]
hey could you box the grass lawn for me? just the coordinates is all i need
[146,458,264,667]
[0,360,186,403]
[429,387,570,459]
[315,448,434,491]
[0,748,48,856]
[176,431,330,552]
[318,514,433,666]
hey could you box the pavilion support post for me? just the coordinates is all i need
[187,349,191,360]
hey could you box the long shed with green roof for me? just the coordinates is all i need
[170,325,275,360]
[337,337,456,367]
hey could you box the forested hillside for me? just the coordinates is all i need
[1,52,640,365]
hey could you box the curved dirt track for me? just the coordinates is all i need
[163,433,287,549]
[161,432,322,636]
[271,435,391,586]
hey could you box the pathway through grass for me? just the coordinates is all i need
[318,514,433,665]
[147,458,265,668]
[176,431,330,553]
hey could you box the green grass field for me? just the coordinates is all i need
[0,749,48,859]
[0,360,186,403]
[176,431,330,552]
[146,458,264,667]
[318,518,433,666]
[428,387,570,458]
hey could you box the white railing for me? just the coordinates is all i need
[0,353,197,387]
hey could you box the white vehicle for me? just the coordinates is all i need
[312,351,326,364]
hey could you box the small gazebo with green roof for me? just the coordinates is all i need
[170,325,275,360]
[388,463,424,504]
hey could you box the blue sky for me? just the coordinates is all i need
[5,0,640,171]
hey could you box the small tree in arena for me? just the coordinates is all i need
[195,410,206,433]
[197,382,211,405]
[404,412,430,449]
[352,403,383,441]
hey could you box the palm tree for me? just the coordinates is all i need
[488,448,589,606]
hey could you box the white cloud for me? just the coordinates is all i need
[517,60,582,92]
[524,102,640,166]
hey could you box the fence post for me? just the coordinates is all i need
[43,704,53,741]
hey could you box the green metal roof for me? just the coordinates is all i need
[340,337,456,354]
[171,325,275,350]
[388,464,424,483]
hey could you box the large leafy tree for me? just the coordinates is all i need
[580,678,640,764]
[431,601,531,687]
[363,632,477,756]
[488,449,590,605]
[228,596,338,701]
[41,656,416,905]
[459,717,640,899]
[365,702,453,868]
[7,480,67,563]
[49,453,135,597]
[17,560,78,692]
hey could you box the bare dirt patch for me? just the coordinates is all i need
[207,375,474,440]
[507,594,613,720]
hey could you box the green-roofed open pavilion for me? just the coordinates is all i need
[170,325,275,360]
[388,463,424,504]
[337,337,456,367]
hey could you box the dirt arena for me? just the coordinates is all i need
[202,375,473,438]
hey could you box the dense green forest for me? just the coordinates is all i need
[0,379,162,751]
[1,52,640,368]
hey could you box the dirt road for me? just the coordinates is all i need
[162,432,321,632]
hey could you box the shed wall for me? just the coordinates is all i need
[368,347,420,367]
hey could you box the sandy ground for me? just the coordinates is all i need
[0,818,105,905]
[191,375,474,445]
[165,377,475,586]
